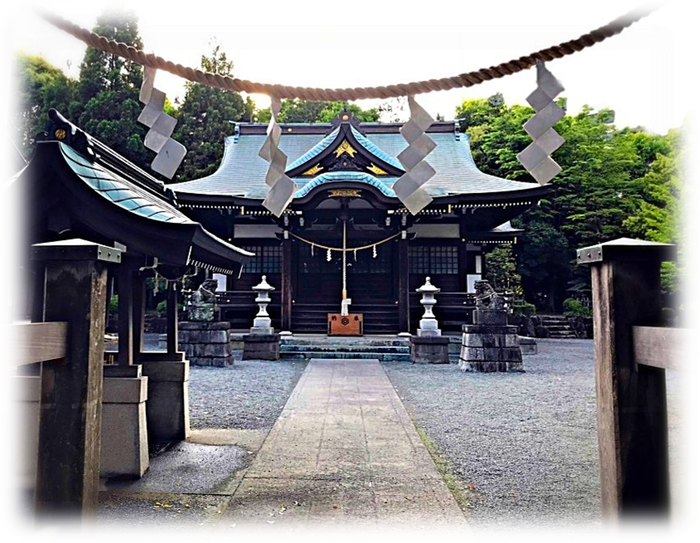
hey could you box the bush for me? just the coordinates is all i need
[513,301,536,317]
[109,294,119,314]
[563,298,592,318]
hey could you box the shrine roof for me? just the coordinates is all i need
[172,118,542,201]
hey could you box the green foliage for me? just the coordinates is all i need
[629,111,698,323]
[456,94,681,311]
[255,99,380,124]
[156,300,167,317]
[562,298,592,318]
[73,11,149,170]
[110,294,119,314]
[512,301,536,318]
[173,45,252,180]
[484,246,522,296]
[13,53,76,157]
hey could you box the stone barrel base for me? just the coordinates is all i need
[243,333,280,360]
[410,336,450,364]
[459,323,524,372]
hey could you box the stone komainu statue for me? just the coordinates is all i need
[184,278,219,322]
[474,280,506,311]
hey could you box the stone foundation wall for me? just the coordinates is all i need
[179,321,235,367]
[459,323,524,372]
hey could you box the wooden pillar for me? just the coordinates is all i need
[281,234,292,331]
[116,266,134,366]
[132,273,145,361]
[578,239,675,520]
[458,221,468,292]
[31,239,121,516]
[398,232,410,333]
[166,281,179,355]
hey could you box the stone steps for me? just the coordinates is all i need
[281,351,412,363]
[279,335,411,362]
[537,315,578,339]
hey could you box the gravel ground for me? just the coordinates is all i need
[188,360,307,430]
[382,338,682,528]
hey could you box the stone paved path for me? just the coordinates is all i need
[223,358,467,527]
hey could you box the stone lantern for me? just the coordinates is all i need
[243,275,280,360]
[416,276,441,337]
[410,276,449,364]
[251,275,275,333]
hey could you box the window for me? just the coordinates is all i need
[409,245,458,274]
[240,245,282,274]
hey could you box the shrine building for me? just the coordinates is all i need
[170,112,548,334]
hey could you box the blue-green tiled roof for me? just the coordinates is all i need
[60,143,192,224]
[285,128,339,171]
[173,127,539,200]
[350,127,403,170]
[295,172,397,198]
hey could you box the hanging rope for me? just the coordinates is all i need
[39,5,656,101]
[342,220,347,300]
[290,231,400,252]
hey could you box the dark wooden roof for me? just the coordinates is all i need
[16,110,252,275]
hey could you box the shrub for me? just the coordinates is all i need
[563,298,592,318]
[109,294,118,314]
[513,301,536,317]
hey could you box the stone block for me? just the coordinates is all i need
[519,336,538,355]
[243,333,280,360]
[461,333,484,347]
[462,324,519,335]
[178,329,229,344]
[410,336,450,364]
[181,342,230,358]
[473,309,508,326]
[179,321,231,331]
[187,355,234,367]
[460,346,485,361]
[141,360,190,443]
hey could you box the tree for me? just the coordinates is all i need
[73,11,149,170]
[173,45,251,180]
[455,94,677,311]
[633,111,698,324]
[485,246,523,296]
[255,99,380,124]
[13,53,76,158]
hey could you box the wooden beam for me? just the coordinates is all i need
[132,273,146,361]
[281,235,292,330]
[632,326,686,371]
[398,234,410,333]
[15,322,67,365]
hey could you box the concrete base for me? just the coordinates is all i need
[18,370,150,479]
[243,333,280,360]
[141,356,190,444]
[410,336,450,364]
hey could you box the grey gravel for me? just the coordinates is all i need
[382,338,681,528]
[189,360,307,430]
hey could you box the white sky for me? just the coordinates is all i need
[2,0,693,134]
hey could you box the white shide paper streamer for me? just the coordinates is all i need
[393,96,437,215]
[517,60,565,185]
[260,97,296,217]
[138,67,187,179]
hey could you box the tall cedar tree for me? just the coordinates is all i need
[456,94,678,310]
[73,11,149,170]
[173,46,254,181]
[629,111,700,324]
[14,53,76,159]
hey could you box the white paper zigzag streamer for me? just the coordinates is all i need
[517,60,565,185]
[393,96,437,215]
[260,97,296,217]
[138,67,187,179]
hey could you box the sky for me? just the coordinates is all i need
[2,0,693,134]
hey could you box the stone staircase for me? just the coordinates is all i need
[280,334,411,362]
[538,315,578,339]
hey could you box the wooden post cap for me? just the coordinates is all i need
[31,238,122,264]
[576,237,676,265]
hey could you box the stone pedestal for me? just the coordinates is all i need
[179,321,234,367]
[519,336,538,355]
[243,333,281,360]
[101,367,149,478]
[19,369,150,479]
[410,336,450,364]
[459,308,524,372]
[141,354,190,444]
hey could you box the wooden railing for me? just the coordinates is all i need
[16,322,68,365]
[578,238,679,521]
